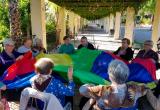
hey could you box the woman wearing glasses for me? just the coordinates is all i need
[136,40,159,69]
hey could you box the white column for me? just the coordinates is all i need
[74,14,78,34]
[109,14,114,30]
[114,12,121,39]
[106,17,110,34]
[103,17,110,33]
[152,0,160,50]
[124,7,135,45]
[56,7,66,44]
[77,16,81,32]
[68,11,74,33]
[30,0,46,48]
[80,17,84,29]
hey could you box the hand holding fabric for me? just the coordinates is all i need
[68,66,73,81]
[16,55,24,61]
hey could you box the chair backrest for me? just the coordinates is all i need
[19,87,64,110]
[82,98,95,110]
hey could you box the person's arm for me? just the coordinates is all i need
[79,84,103,99]
[152,52,159,63]
[57,66,75,96]
[146,89,160,109]
[0,56,14,67]
[77,45,81,50]
[90,44,95,50]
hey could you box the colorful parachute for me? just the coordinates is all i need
[1,48,157,89]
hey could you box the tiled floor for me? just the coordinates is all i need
[9,101,19,110]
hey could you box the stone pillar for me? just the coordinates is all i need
[124,7,135,45]
[56,7,66,44]
[74,14,78,34]
[109,14,114,31]
[114,12,121,39]
[30,0,46,48]
[103,17,110,33]
[68,11,74,34]
[152,0,160,50]
[77,15,81,32]
[80,17,84,29]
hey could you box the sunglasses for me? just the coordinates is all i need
[144,44,152,46]
[6,44,14,47]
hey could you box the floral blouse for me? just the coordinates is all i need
[79,83,147,110]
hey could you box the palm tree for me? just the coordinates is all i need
[8,0,22,47]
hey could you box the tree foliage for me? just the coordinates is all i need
[19,0,31,36]
[45,1,57,34]
[0,0,9,40]
[52,0,147,20]
[140,0,156,15]
[0,0,57,40]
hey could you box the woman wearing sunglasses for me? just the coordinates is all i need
[136,40,159,69]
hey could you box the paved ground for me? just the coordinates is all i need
[76,24,152,51]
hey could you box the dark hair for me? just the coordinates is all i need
[122,38,130,45]
[23,38,32,44]
[63,36,70,40]
[35,58,54,75]
[81,36,87,40]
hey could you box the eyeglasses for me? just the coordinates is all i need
[144,44,153,46]
[6,44,15,47]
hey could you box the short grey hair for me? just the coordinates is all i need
[144,40,153,46]
[33,37,42,46]
[35,58,54,75]
[3,38,15,46]
[108,60,129,84]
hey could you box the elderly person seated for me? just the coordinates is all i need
[32,38,46,56]
[114,38,133,61]
[30,58,75,109]
[138,79,160,110]
[18,38,32,54]
[78,36,95,50]
[0,38,23,76]
[136,40,159,69]
[146,79,160,110]
[79,60,147,110]
[58,36,75,54]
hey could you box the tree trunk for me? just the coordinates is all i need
[8,0,22,48]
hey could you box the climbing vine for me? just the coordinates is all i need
[50,0,148,20]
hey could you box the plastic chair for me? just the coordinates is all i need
[19,87,64,110]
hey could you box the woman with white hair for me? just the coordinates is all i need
[79,60,147,110]
[0,38,23,76]
[32,37,46,56]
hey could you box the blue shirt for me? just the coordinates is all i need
[31,76,75,106]
[18,45,31,54]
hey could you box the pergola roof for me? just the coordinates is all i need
[50,0,148,20]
